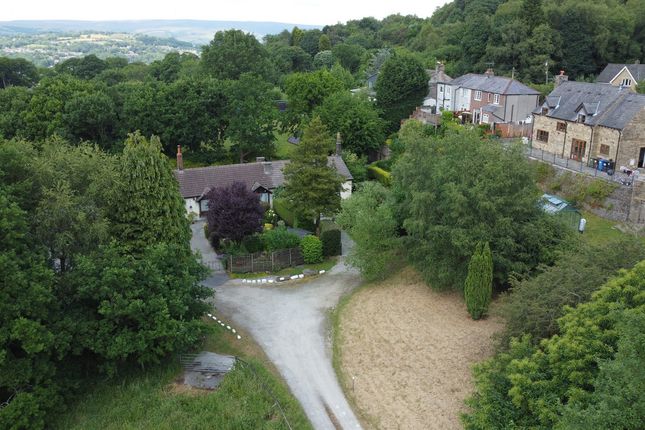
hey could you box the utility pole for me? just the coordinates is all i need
[545,61,549,85]
[511,66,515,80]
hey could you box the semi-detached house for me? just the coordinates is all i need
[436,69,540,125]
[531,80,645,169]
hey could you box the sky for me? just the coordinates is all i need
[4,0,451,25]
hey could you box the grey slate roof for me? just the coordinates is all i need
[597,63,645,83]
[448,73,540,95]
[537,81,645,130]
[174,156,353,199]
[426,68,452,84]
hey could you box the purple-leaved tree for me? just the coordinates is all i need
[205,181,264,245]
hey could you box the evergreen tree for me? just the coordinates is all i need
[282,116,344,234]
[522,0,544,32]
[464,242,493,320]
[109,132,190,252]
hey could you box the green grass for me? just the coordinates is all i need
[579,210,644,246]
[275,132,298,159]
[229,257,338,279]
[53,323,312,430]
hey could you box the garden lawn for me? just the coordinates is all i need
[580,210,644,246]
[53,321,312,430]
[333,267,503,430]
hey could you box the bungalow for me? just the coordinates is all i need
[596,62,645,91]
[174,142,353,217]
[437,69,540,125]
[531,79,645,169]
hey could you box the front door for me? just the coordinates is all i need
[570,139,586,161]
[639,147,645,168]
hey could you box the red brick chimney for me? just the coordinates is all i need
[484,68,494,77]
[176,145,184,170]
[554,70,568,88]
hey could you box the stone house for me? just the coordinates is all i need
[596,62,645,91]
[173,145,353,217]
[436,69,540,125]
[531,80,645,170]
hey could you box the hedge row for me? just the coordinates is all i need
[321,229,342,257]
[272,198,315,232]
[367,165,392,186]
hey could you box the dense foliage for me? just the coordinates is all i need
[0,136,210,428]
[300,235,324,264]
[463,260,645,430]
[261,227,302,251]
[464,242,493,320]
[205,181,265,245]
[320,229,342,257]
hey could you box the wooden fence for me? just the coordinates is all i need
[227,247,304,273]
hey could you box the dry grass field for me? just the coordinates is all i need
[335,267,503,430]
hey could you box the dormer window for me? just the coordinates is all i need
[541,107,549,115]
[577,114,586,123]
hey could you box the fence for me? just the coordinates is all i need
[495,123,532,138]
[227,247,304,274]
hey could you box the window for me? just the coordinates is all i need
[474,90,482,101]
[620,78,632,86]
[556,122,567,132]
[488,93,492,102]
[577,114,586,123]
[200,199,209,213]
[536,129,549,142]
[493,93,500,104]
[446,87,451,95]
[439,85,443,93]
[541,107,549,115]
[482,113,489,123]
[599,144,610,156]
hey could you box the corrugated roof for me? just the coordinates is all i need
[539,81,645,130]
[449,73,540,95]
[174,156,353,198]
[597,63,645,83]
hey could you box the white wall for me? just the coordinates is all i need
[184,198,199,217]
[341,181,353,199]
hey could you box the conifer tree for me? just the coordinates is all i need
[464,242,493,320]
[110,131,190,251]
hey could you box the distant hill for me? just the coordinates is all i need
[0,20,322,45]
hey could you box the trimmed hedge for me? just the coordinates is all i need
[321,229,342,257]
[261,227,301,251]
[300,235,323,264]
[272,198,315,232]
[367,165,392,186]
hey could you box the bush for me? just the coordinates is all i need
[263,208,277,225]
[261,227,301,251]
[464,242,493,320]
[367,165,392,186]
[272,198,315,232]
[242,234,264,253]
[203,223,209,239]
[321,229,342,256]
[300,235,323,264]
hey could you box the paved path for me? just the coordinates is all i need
[192,224,363,430]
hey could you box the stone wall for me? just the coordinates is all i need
[618,108,645,168]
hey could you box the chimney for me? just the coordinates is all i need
[336,132,342,156]
[176,145,183,171]
[554,70,568,88]
[436,61,445,73]
[255,156,265,163]
[262,161,273,175]
[484,68,494,77]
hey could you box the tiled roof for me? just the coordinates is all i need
[174,156,353,198]
[449,73,540,95]
[537,81,645,130]
[597,63,645,83]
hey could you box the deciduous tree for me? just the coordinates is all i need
[205,181,265,244]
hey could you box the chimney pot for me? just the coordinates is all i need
[256,156,265,163]
[262,161,273,175]
[484,68,494,77]
[176,145,183,171]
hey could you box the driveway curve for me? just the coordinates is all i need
[191,221,363,430]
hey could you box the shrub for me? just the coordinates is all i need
[261,227,301,251]
[464,242,493,320]
[242,234,264,253]
[203,223,209,239]
[321,229,342,256]
[534,162,555,184]
[263,208,277,225]
[367,165,392,186]
[272,198,315,231]
[300,235,323,264]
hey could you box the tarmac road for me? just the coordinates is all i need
[192,222,363,430]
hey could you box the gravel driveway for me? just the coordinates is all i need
[192,222,363,430]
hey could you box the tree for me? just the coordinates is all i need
[313,50,334,69]
[62,89,117,146]
[393,127,568,290]
[201,30,274,81]
[55,54,107,80]
[375,53,427,133]
[337,181,401,280]
[0,57,39,88]
[281,117,344,234]
[314,91,385,156]
[463,260,645,430]
[299,29,322,56]
[284,69,343,122]
[318,34,331,52]
[331,43,366,74]
[463,242,493,320]
[109,132,190,252]
[270,45,312,74]
[205,182,264,244]
[224,73,277,163]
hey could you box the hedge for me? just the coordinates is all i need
[300,235,323,264]
[242,234,264,253]
[272,198,315,232]
[321,229,342,257]
[367,165,392,186]
[261,227,301,251]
